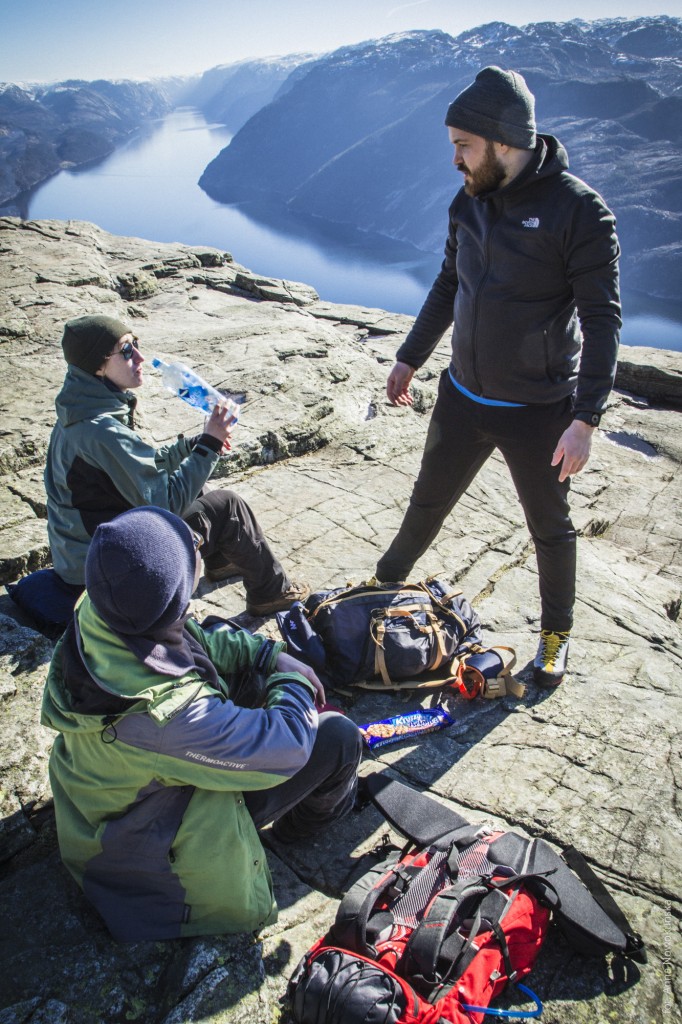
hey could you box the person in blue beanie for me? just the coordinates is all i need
[41,505,362,941]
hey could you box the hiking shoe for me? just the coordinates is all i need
[246,581,310,617]
[204,560,242,582]
[534,629,570,687]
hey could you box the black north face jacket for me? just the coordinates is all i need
[397,135,621,422]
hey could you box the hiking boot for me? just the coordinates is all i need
[204,560,242,583]
[534,629,570,688]
[246,581,310,617]
[270,816,302,845]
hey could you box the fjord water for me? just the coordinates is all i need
[21,108,682,351]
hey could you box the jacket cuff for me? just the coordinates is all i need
[194,433,223,455]
[573,411,601,428]
[394,348,421,370]
[254,638,287,675]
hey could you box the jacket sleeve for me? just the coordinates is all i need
[565,191,621,421]
[83,416,220,516]
[186,619,287,679]
[134,619,318,790]
[155,434,195,472]
[150,681,319,792]
[155,433,223,473]
[396,197,459,369]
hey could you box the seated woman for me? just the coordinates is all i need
[44,313,307,617]
[41,506,362,941]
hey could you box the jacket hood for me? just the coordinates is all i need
[55,365,134,428]
[506,133,568,195]
[535,133,569,177]
[41,596,217,735]
[475,133,568,204]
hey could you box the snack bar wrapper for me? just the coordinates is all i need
[359,706,455,750]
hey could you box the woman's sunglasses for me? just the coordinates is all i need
[110,338,140,360]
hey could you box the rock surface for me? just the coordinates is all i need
[0,217,680,1023]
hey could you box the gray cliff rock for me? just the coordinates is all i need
[0,218,680,1023]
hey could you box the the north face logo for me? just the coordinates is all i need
[522,217,540,228]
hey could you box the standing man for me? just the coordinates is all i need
[375,67,621,687]
[45,314,308,617]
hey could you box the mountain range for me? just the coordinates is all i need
[0,56,319,212]
[1,17,680,304]
[197,17,682,303]
[0,77,190,207]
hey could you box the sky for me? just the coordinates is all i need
[3,0,681,84]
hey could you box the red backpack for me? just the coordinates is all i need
[288,775,645,1024]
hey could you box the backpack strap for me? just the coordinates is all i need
[523,838,645,958]
[363,772,474,846]
[400,877,491,996]
[370,603,448,686]
[331,854,425,956]
[417,581,467,637]
[561,845,647,961]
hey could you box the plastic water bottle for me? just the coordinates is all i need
[151,357,240,424]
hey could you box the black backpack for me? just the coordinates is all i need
[279,578,497,691]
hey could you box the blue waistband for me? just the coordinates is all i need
[448,368,526,408]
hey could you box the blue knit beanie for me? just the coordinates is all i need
[85,507,196,637]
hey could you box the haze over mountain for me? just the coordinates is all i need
[183,54,318,133]
[198,16,682,303]
[0,78,186,206]
[0,56,316,209]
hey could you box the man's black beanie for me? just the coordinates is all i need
[445,66,536,150]
[61,314,130,375]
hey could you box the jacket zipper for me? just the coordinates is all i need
[471,201,502,393]
[309,584,423,621]
[164,679,207,720]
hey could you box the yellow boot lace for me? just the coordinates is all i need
[540,630,570,668]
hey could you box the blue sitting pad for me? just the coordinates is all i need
[7,569,83,637]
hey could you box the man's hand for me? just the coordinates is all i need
[552,419,596,482]
[276,651,326,707]
[387,361,415,406]
[204,404,234,450]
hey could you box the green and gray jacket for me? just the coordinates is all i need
[41,595,317,941]
[45,366,221,584]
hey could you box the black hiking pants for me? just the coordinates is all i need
[376,370,576,632]
[245,712,362,840]
[184,489,291,603]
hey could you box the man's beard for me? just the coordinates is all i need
[460,140,506,196]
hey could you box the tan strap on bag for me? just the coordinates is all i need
[371,600,453,686]
[311,579,522,697]
[455,644,524,699]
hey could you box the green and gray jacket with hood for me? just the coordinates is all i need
[45,366,221,585]
[396,134,621,424]
[41,594,317,941]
